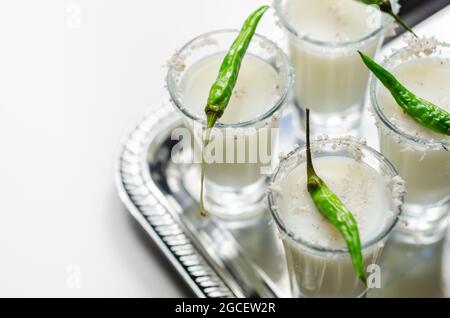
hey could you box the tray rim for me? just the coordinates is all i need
[115,103,245,298]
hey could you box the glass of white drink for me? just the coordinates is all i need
[267,138,404,297]
[167,30,293,219]
[274,0,396,136]
[370,40,450,244]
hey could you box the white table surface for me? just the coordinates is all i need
[0,1,448,297]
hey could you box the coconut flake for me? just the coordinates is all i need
[169,51,186,73]
[400,34,439,60]
[390,175,406,210]
[267,184,283,199]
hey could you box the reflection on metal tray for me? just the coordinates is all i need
[115,102,450,298]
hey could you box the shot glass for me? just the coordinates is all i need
[167,30,293,219]
[370,41,450,244]
[274,0,397,136]
[267,138,403,297]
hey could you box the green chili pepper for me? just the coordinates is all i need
[355,0,417,37]
[199,5,269,216]
[305,109,366,284]
[359,51,450,136]
[204,5,269,129]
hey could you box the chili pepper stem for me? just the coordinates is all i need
[387,11,417,38]
[199,125,213,217]
[305,109,316,179]
[378,0,417,37]
[199,149,208,217]
[355,0,416,37]
[206,113,218,130]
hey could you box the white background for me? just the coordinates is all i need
[0,1,448,297]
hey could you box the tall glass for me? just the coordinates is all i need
[167,30,293,219]
[370,42,450,244]
[274,0,396,136]
[267,139,403,297]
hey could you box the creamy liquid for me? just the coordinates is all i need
[179,53,281,188]
[180,53,279,124]
[284,0,379,42]
[277,156,391,297]
[283,0,384,113]
[377,57,450,204]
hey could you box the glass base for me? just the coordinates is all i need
[182,166,267,220]
[291,286,369,298]
[393,198,450,245]
[295,100,363,138]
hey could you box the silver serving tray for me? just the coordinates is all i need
[115,102,450,298]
